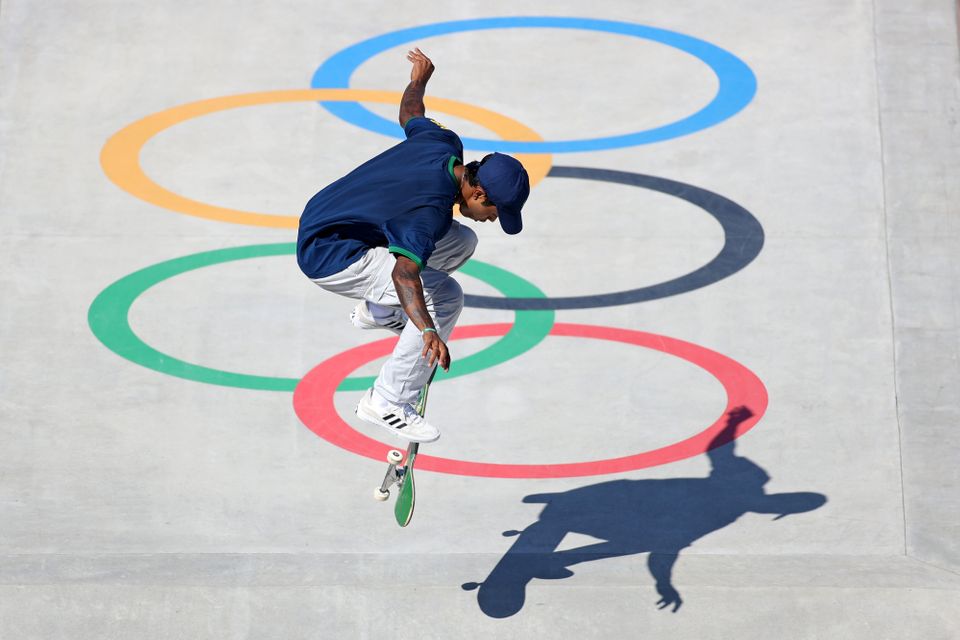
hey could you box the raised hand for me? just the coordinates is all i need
[399,48,434,125]
[406,48,435,85]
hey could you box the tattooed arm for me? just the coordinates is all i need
[392,255,450,371]
[398,48,434,126]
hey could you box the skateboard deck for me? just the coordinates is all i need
[374,368,436,527]
[394,442,418,526]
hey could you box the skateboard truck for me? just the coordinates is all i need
[374,443,417,502]
[374,434,421,527]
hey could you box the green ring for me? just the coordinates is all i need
[88,243,555,392]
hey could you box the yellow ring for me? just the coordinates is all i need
[100,89,552,229]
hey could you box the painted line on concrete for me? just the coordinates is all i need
[88,245,554,391]
[100,89,552,228]
[312,16,757,152]
[465,166,765,310]
[293,322,768,478]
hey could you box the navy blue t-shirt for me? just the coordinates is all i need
[296,117,463,279]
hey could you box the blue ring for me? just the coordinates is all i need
[311,17,757,153]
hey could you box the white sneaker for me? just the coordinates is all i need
[355,389,440,443]
[350,301,407,336]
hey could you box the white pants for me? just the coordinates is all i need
[310,220,478,405]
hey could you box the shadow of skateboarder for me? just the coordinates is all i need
[462,407,827,617]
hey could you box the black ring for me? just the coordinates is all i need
[463,166,765,311]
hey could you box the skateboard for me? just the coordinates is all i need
[373,368,436,527]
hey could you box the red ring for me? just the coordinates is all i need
[292,323,768,478]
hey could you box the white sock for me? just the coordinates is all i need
[370,388,396,410]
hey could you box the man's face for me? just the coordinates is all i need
[459,189,499,223]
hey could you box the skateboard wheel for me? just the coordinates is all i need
[374,488,390,501]
[387,449,403,464]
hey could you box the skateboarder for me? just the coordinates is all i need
[297,48,530,444]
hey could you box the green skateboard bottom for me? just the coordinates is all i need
[394,444,418,527]
[381,369,434,528]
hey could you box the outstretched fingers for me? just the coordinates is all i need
[406,48,435,84]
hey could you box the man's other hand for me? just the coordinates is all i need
[421,330,450,371]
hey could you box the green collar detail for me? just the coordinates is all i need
[447,156,461,190]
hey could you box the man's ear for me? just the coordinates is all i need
[472,187,487,201]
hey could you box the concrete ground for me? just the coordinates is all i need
[2,1,959,638]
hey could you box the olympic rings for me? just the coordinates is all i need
[463,166,765,310]
[87,244,554,392]
[91,18,770,479]
[311,17,757,153]
[100,89,553,229]
[293,322,768,478]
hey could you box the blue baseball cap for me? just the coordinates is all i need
[477,153,530,235]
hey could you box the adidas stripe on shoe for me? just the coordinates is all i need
[355,389,440,443]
